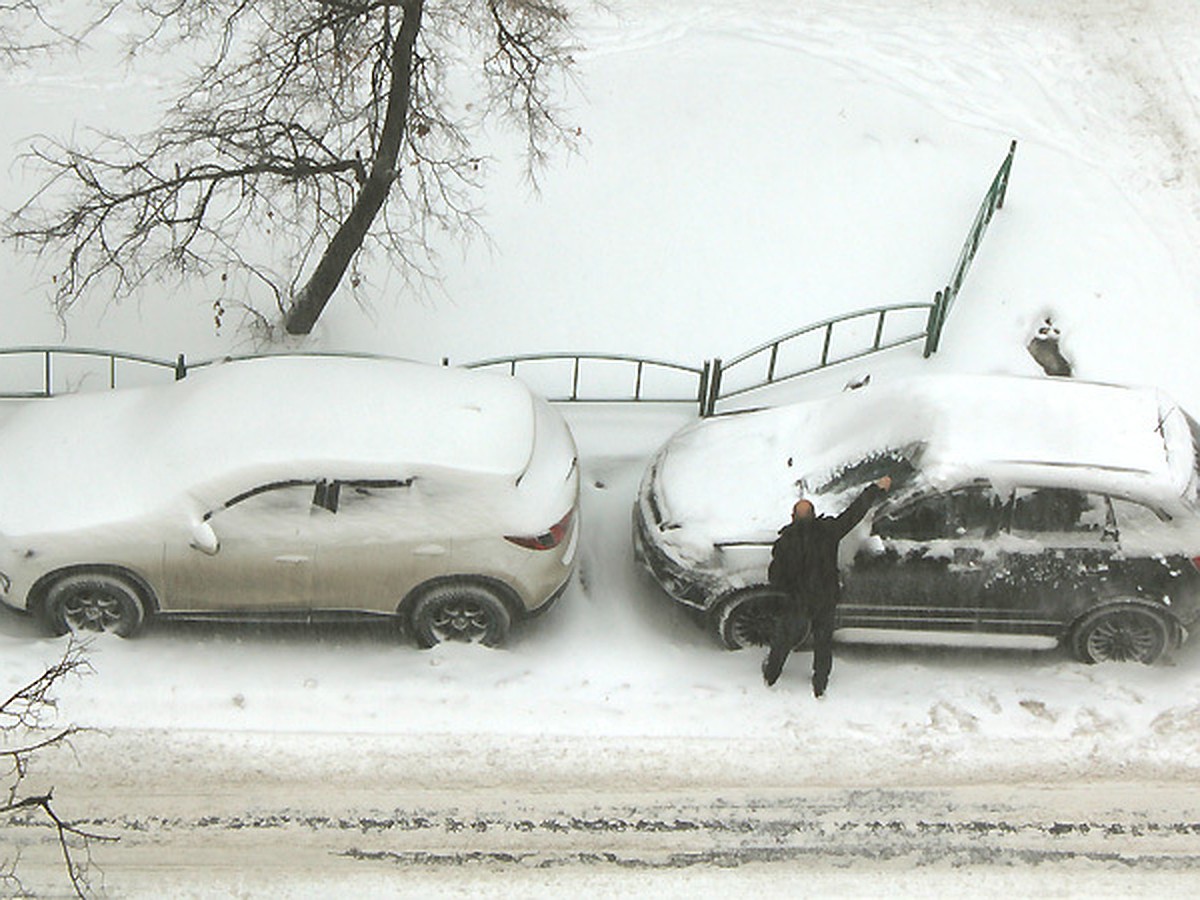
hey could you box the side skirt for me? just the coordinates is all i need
[833,628,1059,651]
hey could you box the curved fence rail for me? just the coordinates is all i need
[0,345,183,398]
[705,302,933,415]
[454,352,709,405]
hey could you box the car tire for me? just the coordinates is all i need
[42,572,148,638]
[409,580,512,648]
[1070,604,1172,665]
[712,587,793,650]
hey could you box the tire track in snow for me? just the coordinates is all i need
[9,786,1200,885]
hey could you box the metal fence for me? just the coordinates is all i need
[453,352,711,406]
[923,139,1016,356]
[703,302,934,415]
[0,345,185,398]
[1,143,1015,416]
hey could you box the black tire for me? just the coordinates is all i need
[42,572,147,638]
[712,587,794,650]
[409,581,512,648]
[1070,604,1171,664]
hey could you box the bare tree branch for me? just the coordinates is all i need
[1,641,112,899]
[4,0,584,335]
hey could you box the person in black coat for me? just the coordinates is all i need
[763,476,891,696]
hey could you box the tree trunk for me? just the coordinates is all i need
[284,0,424,335]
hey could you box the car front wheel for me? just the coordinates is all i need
[42,572,148,638]
[1070,605,1171,664]
[409,580,513,648]
[712,588,792,650]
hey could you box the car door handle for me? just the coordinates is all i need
[274,555,311,565]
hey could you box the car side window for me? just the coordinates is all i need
[208,481,328,537]
[1109,496,1169,539]
[333,480,415,519]
[1009,488,1112,539]
[221,482,318,516]
[874,485,1004,541]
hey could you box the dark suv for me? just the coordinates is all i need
[634,375,1200,664]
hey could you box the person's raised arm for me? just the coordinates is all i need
[831,476,891,539]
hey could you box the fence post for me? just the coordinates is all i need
[923,291,944,358]
[703,358,723,417]
[43,350,51,397]
[997,140,1017,210]
[174,354,188,380]
[697,360,711,414]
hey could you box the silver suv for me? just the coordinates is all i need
[0,356,580,646]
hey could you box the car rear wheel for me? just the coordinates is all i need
[712,588,792,650]
[1070,605,1171,664]
[42,572,148,638]
[409,580,512,648]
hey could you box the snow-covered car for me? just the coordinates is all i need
[633,374,1200,664]
[0,355,579,646]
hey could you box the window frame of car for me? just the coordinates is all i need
[316,477,415,513]
[871,480,1007,542]
[872,480,1172,546]
[204,476,416,521]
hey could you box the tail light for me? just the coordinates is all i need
[1191,556,1200,572]
[505,509,574,551]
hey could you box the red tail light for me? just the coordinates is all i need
[505,509,574,551]
[1191,556,1200,572]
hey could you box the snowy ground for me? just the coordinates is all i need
[4,0,1200,894]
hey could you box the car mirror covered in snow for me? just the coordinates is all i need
[190,520,220,556]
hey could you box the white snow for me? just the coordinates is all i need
[2,0,1200,872]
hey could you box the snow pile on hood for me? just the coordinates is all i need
[651,373,1190,551]
[0,356,537,535]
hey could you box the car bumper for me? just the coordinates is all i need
[632,501,714,611]
[524,570,572,619]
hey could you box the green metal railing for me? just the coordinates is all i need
[923,140,1016,357]
[703,302,932,415]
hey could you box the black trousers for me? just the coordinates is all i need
[763,598,836,695]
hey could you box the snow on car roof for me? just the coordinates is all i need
[652,374,1189,547]
[0,356,537,534]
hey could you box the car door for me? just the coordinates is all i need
[983,486,1116,636]
[841,482,1007,634]
[1106,495,1200,616]
[163,481,327,611]
[308,478,453,613]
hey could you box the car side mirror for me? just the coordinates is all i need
[190,520,220,555]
